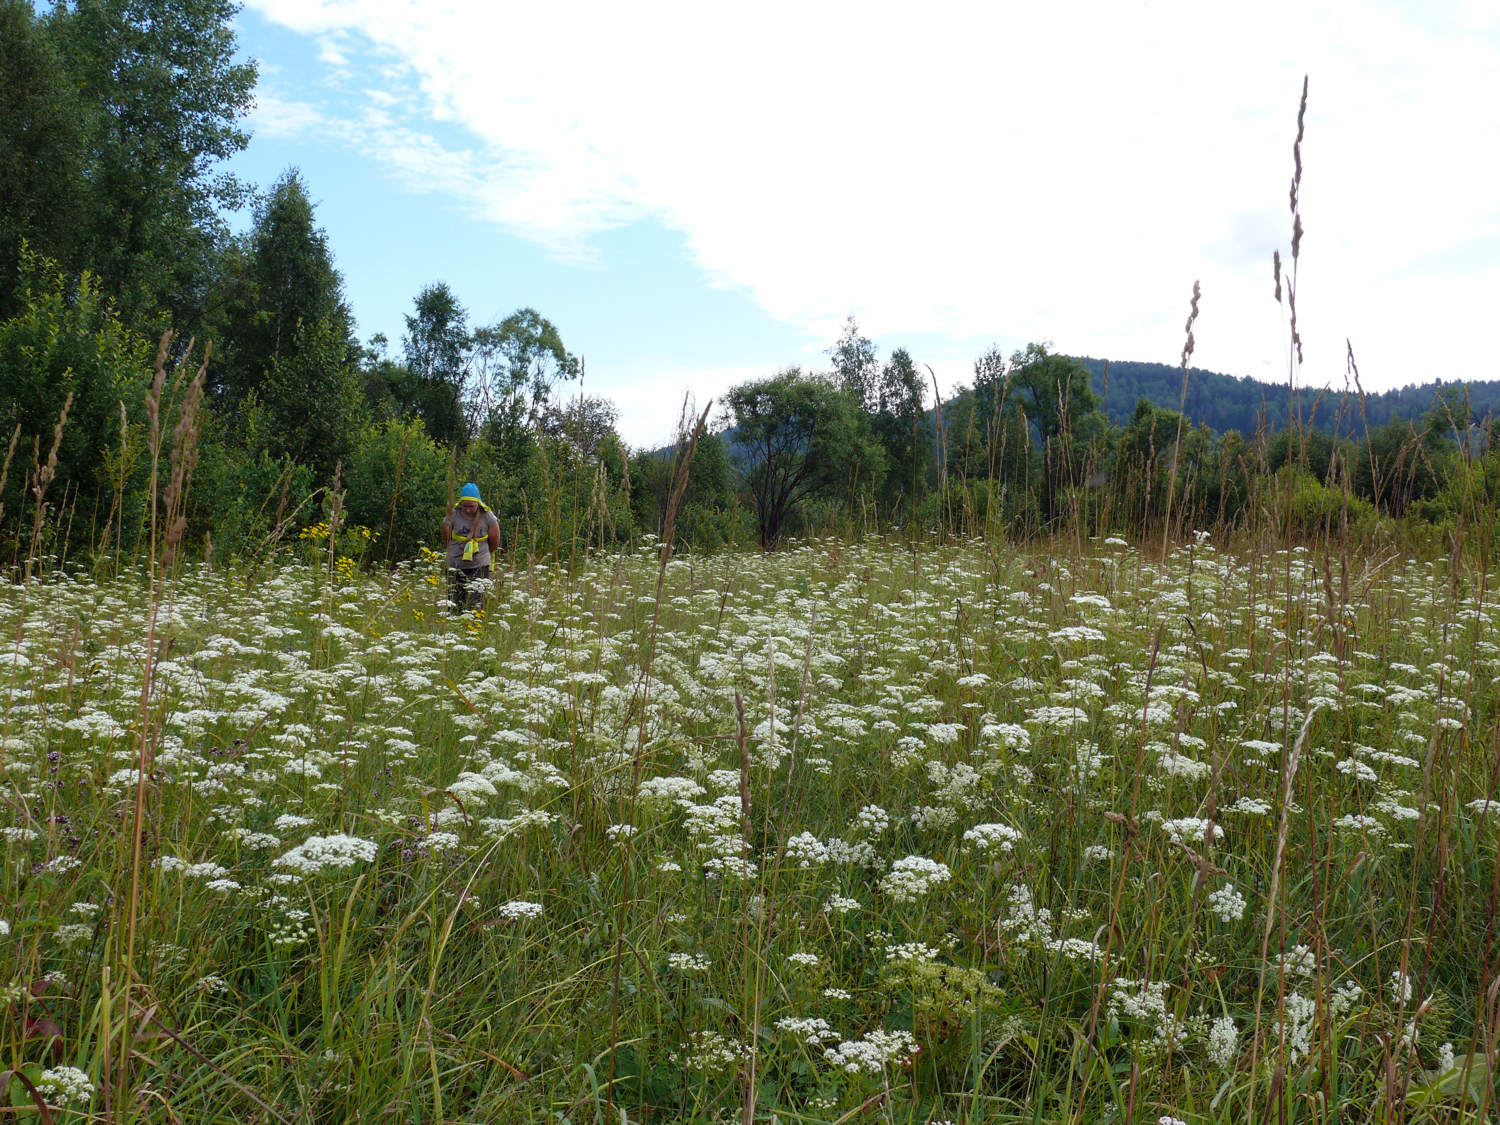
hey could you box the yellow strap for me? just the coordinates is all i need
[453,508,492,562]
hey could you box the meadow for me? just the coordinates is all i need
[0,529,1496,1123]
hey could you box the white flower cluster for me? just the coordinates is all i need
[999,883,1052,945]
[787,951,819,968]
[273,834,378,875]
[964,822,1022,852]
[446,771,499,804]
[36,1066,94,1105]
[980,722,1031,750]
[667,952,710,973]
[1207,883,1246,923]
[884,942,941,963]
[1161,817,1224,846]
[1278,991,1318,1064]
[824,895,860,915]
[785,831,828,866]
[1228,796,1272,815]
[1274,945,1316,977]
[854,804,890,833]
[880,855,951,902]
[638,775,706,808]
[823,838,878,867]
[480,810,559,840]
[774,1016,839,1045]
[672,1030,754,1072]
[227,829,280,849]
[54,923,93,947]
[823,1029,919,1075]
[1390,969,1413,1004]
[1050,625,1107,644]
[909,805,958,831]
[1108,978,1173,1040]
[497,900,543,921]
[1206,1015,1237,1069]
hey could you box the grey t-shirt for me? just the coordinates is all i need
[444,507,498,570]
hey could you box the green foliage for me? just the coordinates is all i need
[826,314,880,411]
[187,430,315,559]
[1266,422,1347,484]
[726,366,884,549]
[401,282,470,445]
[0,0,89,318]
[0,247,149,531]
[870,347,932,517]
[630,431,740,550]
[38,0,257,328]
[343,418,449,565]
[218,168,357,408]
[1352,417,1446,514]
[1268,463,1378,537]
[255,316,368,484]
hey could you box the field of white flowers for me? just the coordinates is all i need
[1,533,1496,1123]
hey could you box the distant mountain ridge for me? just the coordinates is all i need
[1071,357,1500,435]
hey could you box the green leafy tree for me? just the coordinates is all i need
[1005,343,1108,517]
[40,0,257,328]
[871,347,931,516]
[0,0,88,316]
[402,282,470,445]
[255,317,367,482]
[726,367,883,549]
[343,418,450,564]
[1353,390,1463,513]
[471,307,578,458]
[944,345,1030,489]
[219,169,356,404]
[0,248,150,532]
[630,430,737,549]
[1266,423,1347,485]
[827,315,879,412]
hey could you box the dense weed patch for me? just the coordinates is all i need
[0,533,1496,1122]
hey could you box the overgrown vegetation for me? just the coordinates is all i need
[3,7,1500,1122]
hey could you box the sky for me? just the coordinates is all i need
[229,0,1500,447]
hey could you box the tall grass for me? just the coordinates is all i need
[1,499,1498,1122]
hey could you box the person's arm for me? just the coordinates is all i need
[441,515,452,547]
[486,513,501,553]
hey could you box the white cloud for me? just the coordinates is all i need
[245,0,1500,392]
[245,88,326,139]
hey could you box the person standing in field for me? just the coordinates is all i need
[442,482,500,613]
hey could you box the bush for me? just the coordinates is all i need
[1264,465,1379,538]
[343,419,448,565]
[0,248,150,542]
[189,424,316,560]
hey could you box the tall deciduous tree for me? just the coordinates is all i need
[726,367,883,549]
[1005,343,1108,514]
[871,347,931,514]
[827,315,879,412]
[41,0,257,328]
[402,282,470,445]
[0,0,88,316]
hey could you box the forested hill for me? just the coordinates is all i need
[1073,357,1500,435]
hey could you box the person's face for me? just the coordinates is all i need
[459,500,479,519]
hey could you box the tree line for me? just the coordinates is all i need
[1076,357,1500,438]
[2,0,1496,571]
